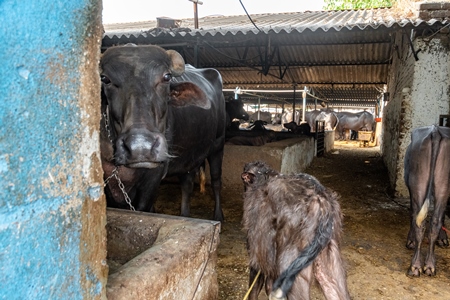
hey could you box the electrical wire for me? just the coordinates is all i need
[239,0,263,32]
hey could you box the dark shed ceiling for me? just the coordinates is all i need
[102,8,448,109]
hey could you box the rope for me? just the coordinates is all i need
[243,270,261,300]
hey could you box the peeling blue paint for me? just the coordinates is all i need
[88,185,102,201]
[0,0,105,299]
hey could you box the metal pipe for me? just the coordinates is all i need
[302,87,307,124]
[257,98,261,119]
[292,85,296,122]
[224,88,328,102]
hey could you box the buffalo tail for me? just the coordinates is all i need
[270,208,334,299]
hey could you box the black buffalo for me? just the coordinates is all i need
[226,97,249,127]
[404,125,450,276]
[283,121,311,135]
[335,111,374,140]
[100,44,226,221]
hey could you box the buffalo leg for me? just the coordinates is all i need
[207,149,224,221]
[436,226,449,248]
[314,241,350,300]
[423,141,450,275]
[275,248,313,300]
[179,172,195,217]
[424,199,447,275]
[405,222,416,250]
[407,190,428,277]
[284,266,313,300]
[248,267,265,300]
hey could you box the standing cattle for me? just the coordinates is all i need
[281,110,301,125]
[317,110,339,131]
[100,44,226,221]
[303,110,339,132]
[404,125,450,276]
[241,161,350,300]
[304,110,322,132]
[272,113,282,125]
[335,111,374,140]
[249,111,272,124]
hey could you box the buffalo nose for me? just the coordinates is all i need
[123,134,154,154]
[115,129,167,165]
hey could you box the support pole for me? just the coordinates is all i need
[189,0,203,29]
[292,85,296,122]
[257,97,261,119]
[301,86,307,124]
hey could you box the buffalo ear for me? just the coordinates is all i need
[166,50,185,77]
[169,82,211,109]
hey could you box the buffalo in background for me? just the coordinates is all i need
[249,111,272,124]
[305,109,339,132]
[335,111,374,140]
[283,121,311,135]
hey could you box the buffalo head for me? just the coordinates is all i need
[100,45,209,169]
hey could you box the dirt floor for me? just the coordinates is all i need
[155,140,450,300]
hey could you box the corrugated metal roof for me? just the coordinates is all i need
[103,8,440,37]
[102,8,449,109]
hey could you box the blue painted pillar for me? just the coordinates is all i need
[0,1,107,299]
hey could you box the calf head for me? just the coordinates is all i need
[100,44,208,169]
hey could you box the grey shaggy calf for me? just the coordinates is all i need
[241,161,350,300]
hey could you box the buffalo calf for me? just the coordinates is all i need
[241,161,350,300]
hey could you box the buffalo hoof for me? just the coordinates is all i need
[407,266,421,277]
[423,266,436,276]
[405,240,415,250]
[436,238,449,248]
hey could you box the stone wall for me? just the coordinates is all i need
[382,28,450,197]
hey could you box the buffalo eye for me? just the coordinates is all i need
[101,75,111,84]
[163,73,172,82]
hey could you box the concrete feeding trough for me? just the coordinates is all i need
[106,208,220,300]
[221,137,315,186]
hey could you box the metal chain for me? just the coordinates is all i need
[103,110,114,144]
[103,107,136,211]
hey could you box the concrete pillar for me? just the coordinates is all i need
[0,1,107,298]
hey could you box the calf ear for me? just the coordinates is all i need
[169,82,211,109]
[166,50,185,77]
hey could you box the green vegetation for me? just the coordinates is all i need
[324,0,396,10]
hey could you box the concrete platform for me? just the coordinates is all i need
[106,208,221,300]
